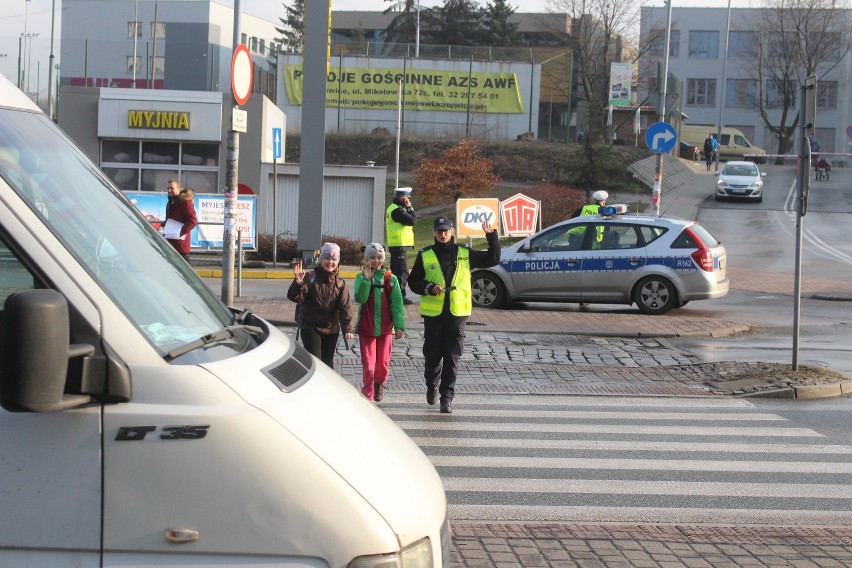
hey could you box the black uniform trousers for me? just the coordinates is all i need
[388,246,411,299]
[422,315,468,403]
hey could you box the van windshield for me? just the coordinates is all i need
[0,108,236,358]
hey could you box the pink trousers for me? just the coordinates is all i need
[359,334,393,400]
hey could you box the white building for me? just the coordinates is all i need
[639,6,852,158]
[60,0,279,93]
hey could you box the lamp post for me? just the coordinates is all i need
[133,0,139,87]
[48,0,57,119]
[714,0,733,173]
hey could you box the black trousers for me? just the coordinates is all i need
[300,327,339,369]
[422,315,468,403]
[389,246,410,298]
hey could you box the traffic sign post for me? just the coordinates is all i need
[222,34,254,305]
[645,122,677,154]
[645,121,677,217]
[272,127,282,267]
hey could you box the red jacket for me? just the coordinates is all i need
[165,189,197,254]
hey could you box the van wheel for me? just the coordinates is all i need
[633,276,677,315]
[472,272,505,308]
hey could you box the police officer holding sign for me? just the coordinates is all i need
[408,216,501,414]
[385,187,417,305]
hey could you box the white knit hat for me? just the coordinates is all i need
[363,242,386,263]
[319,242,340,261]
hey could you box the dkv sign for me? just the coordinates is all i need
[454,194,540,238]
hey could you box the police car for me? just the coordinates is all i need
[472,207,728,315]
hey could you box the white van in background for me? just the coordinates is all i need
[681,125,767,163]
[0,73,449,567]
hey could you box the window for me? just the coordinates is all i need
[810,32,842,61]
[128,21,142,39]
[0,239,37,309]
[688,31,718,58]
[241,33,247,45]
[126,56,142,73]
[727,31,757,59]
[259,39,266,55]
[151,22,166,39]
[817,81,837,109]
[687,79,716,106]
[766,80,795,108]
[727,126,755,145]
[638,226,666,246]
[100,141,219,192]
[149,55,165,74]
[530,224,586,252]
[766,32,795,59]
[725,79,758,108]
[250,37,258,52]
[649,29,680,57]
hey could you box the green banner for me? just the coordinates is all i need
[284,65,524,114]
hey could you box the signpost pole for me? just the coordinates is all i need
[222,1,251,305]
[653,0,674,217]
[272,157,278,268]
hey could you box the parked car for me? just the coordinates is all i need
[714,160,767,202]
[471,210,728,315]
[679,140,700,161]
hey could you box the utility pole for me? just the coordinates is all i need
[652,0,674,216]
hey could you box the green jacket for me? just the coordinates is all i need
[354,268,406,336]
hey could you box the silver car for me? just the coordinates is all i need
[471,212,729,315]
[714,161,767,202]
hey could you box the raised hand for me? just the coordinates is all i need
[293,261,305,283]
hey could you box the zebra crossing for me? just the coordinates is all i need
[381,395,852,525]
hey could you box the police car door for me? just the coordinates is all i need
[579,222,646,302]
[509,221,585,300]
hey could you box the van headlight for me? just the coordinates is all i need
[349,537,433,567]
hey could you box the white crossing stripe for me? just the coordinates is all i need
[383,395,852,525]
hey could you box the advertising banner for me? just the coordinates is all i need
[284,65,524,114]
[124,192,258,249]
[500,193,540,236]
[609,62,633,107]
[455,198,501,238]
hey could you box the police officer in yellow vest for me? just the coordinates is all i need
[571,190,608,218]
[408,216,501,414]
[385,187,418,305]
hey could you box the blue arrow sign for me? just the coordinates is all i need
[645,121,677,154]
[272,127,282,160]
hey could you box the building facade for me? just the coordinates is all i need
[640,6,852,159]
[60,0,278,97]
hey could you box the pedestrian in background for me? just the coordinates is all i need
[288,242,355,369]
[408,217,501,414]
[354,243,405,402]
[710,133,720,168]
[164,178,197,264]
[385,187,417,305]
[703,135,713,171]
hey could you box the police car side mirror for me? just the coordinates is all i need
[520,242,532,253]
[761,172,767,177]
[714,172,721,176]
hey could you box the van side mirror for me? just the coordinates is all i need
[1,290,93,412]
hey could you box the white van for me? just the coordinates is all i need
[0,74,449,567]
[680,125,767,164]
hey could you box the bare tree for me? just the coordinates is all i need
[745,0,850,161]
[545,0,642,145]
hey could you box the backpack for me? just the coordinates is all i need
[294,271,345,325]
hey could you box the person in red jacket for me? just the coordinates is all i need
[164,179,197,263]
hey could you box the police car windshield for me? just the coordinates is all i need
[0,108,237,359]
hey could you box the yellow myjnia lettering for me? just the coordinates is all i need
[128,110,191,130]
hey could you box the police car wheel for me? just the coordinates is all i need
[472,273,505,309]
[633,276,677,315]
